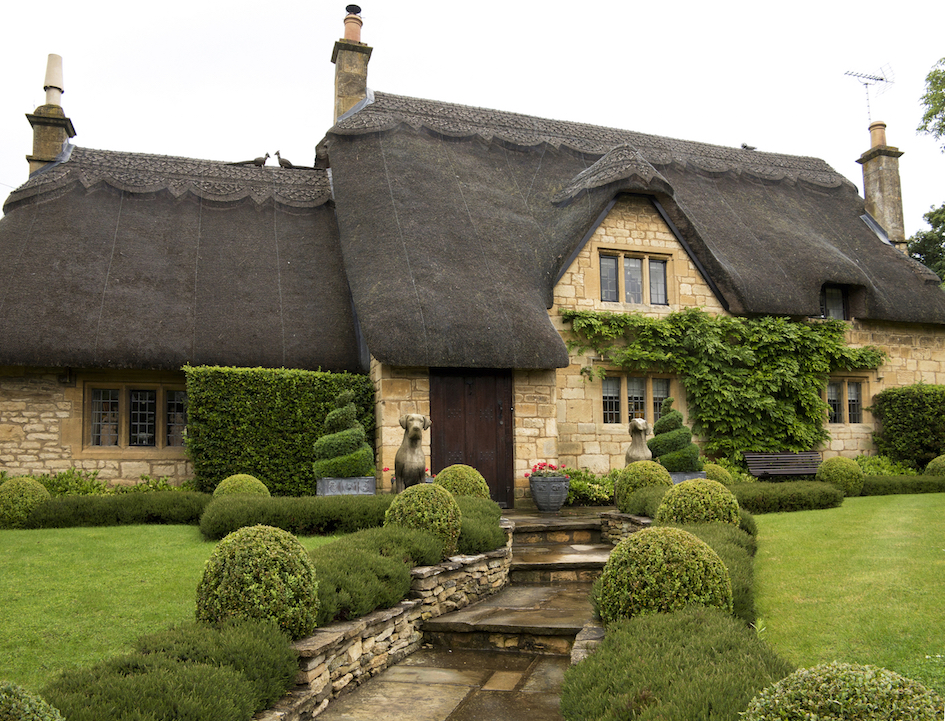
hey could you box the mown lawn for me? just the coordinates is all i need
[754,493,945,695]
[0,525,336,692]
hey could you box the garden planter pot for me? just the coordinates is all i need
[316,476,376,496]
[529,476,570,513]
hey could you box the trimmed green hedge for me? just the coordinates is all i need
[25,492,212,528]
[199,494,394,540]
[455,496,505,555]
[861,475,945,495]
[870,384,945,468]
[184,366,374,496]
[732,482,844,514]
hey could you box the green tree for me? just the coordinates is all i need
[917,56,945,150]
[907,202,945,284]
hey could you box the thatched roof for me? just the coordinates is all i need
[0,147,366,372]
[327,92,945,368]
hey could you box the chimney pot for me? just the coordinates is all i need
[343,8,363,43]
[869,120,887,149]
[43,53,64,106]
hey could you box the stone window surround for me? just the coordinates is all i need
[594,243,674,308]
[826,376,869,425]
[596,370,677,427]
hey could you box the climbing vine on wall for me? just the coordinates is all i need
[561,308,886,461]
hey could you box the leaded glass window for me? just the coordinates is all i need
[649,259,668,305]
[627,377,646,418]
[827,381,843,423]
[167,390,188,446]
[624,257,643,304]
[129,390,157,446]
[847,382,862,424]
[600,256,618,302]
[91,389,120,446]
[652,378,670,420]
[602,377,621,424]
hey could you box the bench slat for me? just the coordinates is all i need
[743,451,821,477]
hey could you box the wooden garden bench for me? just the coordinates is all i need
[743,451,822,478]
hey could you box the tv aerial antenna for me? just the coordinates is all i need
[845,65,894,122]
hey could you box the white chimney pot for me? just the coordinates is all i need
[43,53,64,106]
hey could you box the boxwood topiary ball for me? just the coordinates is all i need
[384,484,462,557]
[702,462,734,485]
[924,453,945,476]
[743,662,944,720]
[195,525,318,640]
[815,456,864,497]
[434,464,490,499]
[593,526,733,623]
[655,479,740,526]
[613,460,673,513]
[0,476,51,529]
[0,681,64,721]
[213,474,271,498]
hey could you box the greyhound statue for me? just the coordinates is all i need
[625,417,653,465]
[394,413,432,493]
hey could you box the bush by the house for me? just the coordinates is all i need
[816,456,864,497]
[856,454,919,476]
[620,484,670,517]
[113,475,193,493]
[384,483,462,557]
[26,491,211,529]
[925,453,945,476]
[0,681,64,721]
[0,476,50,529]
[184,366,374,496]
[455,496,505,555]
[592,527,732,623]
[434,464,490,499]
[195,525,319,640]
[712,456,756,484]
[870,383,945,469]
[560,607,795,721]
[213,473,271,497]
[646,398,703,472]
[133,619,297,711]
[199,494,394,540]
[731,481,844,514]
[743,661,944,721]
[861,475,945,496]
[565,467,614,506]
[671,522,757,624]
[43,654,256,721]
[309,525,442,626]
[312,389,375,480]
[33,467,109,496]
[702,462,734,485]
[612,460,672,512]
[654,478,740,526]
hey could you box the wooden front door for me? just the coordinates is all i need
[430,368,514,507]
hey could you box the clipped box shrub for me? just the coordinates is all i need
[133,619,297,711]
[26,491,212,529]
[646,398,703,473]
[744,662,944,721]
[213,474,270,497]
[199,493,394,540]
[592,527,732,623]
[816,456,864,497]
[703,462,734,485]
[654,479,740,526]
[455,496,505,554]
[0,477,51,529]
[195,525,319,639]
[613,460,672,512]
[0,681,64,721]
[384,484,461,557]
[855,454,918,476]
[732,481,844,514]
[560,607,794,721]
[434,464,490,499]
[861,475,945,496]
[313,390,375,479]
[621,485,670,517]
[870,383,945,468]
[924,453,945,476]
[43,654,255,721]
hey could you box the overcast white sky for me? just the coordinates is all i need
[1,0,942,236]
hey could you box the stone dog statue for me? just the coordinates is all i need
[394,414,432,493]
[625,417,653,465]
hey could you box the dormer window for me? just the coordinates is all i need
[600,253,669,305]
[820,284,848,320]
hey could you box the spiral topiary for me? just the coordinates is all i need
[0,682,64,721]
[433,464,490,499]
[924,453,945,476]
[612,461,673,513]
[815,456,864,497]
[655,479,740,526]
[213,474,271,498]
[313,390,375,479]
[593,526,732,623]
[702,462,733,485]
[0,476,51,529]
[384,484,462,557]
[743,662,944,720]
[646,398,703,473]
[195,525,319,640]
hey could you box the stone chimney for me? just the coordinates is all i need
[331,5,372,124]
[856,121,906,251]
[26,54,76,175]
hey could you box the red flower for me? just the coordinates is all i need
[383,467,390,472]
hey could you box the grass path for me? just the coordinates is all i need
[0,525,335,692]
[754,493,945,695]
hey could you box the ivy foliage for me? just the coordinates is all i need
[562,308,885,460]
